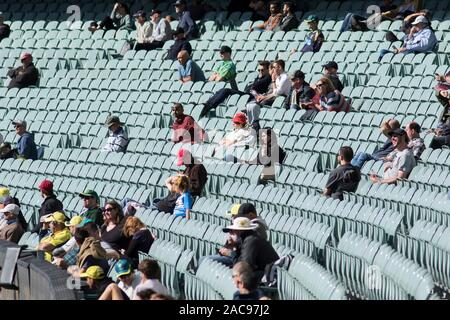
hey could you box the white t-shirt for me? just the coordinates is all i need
[118,272,142,299]
[273,72,292,96]
[384,148,416,180]
[133,279,168,299]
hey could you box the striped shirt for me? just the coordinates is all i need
[102,127,129,153]
[320,91,350,112]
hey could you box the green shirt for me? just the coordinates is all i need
[81,207,104,227]
[214,60,236,81]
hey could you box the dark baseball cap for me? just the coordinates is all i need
[150,9,162,15]
[388,128,407,137]
[133,10,145,18]
[219,45,232,54]
[237,203,257,217]
[322,61,338,69]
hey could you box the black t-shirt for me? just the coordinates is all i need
[325,164,361,200]
[100,218,131,251]
[166,39,192,60]
[124,229,154,268]
[245,74,272,95]
[326,74,344,93]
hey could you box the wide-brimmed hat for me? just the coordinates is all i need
[223,217,258,232]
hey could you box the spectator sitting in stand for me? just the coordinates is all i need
[177,50,205,83]
[352,119,401,168]
[386,9,432,42]
[33,179,64,234]
[0,12,11,41]
[340,0,398,33]
[174,0,199,40]
[322,61,344,92]
[244,60,291,130]
[133,10,153,51]
[67,229,109,275]
[223,217,279,280]
[283,70,315,110]
[234,203,268,240]
[0,142,17,160]
[38,211,71,262]
[201,60,272,118]
[7,52,39,89]
[171,103,205,144]
[370,129,416,185]
[405,122,425,159]
[102,116,129,153]
[146,9,173,50]
[166,27,192,60]
[0,204,24,243]
[79,189,104,228]
[134,259,168,299]
[379,15,437,61]
[100,200,130,254]
[52,215,83,268]
[176,149,208,197]
[244,127,286,183]
[80,265,129,300]
[114,259,142,299]
[0,192,27,232]
[434,71,450,115]
[89,2,133,32]
[428,121,450,149]
[300,15,324,53]
[233,270,265,300]
[380,0,417,20]
[12,120,37,160]
[323,146,361,201]
[121,216,154,268]
[313,77,350,113]
[278,2,299,32]
[172,175,193,219]
[216,112,256,162]
[208,46,237,85]
[150,176,179,214]
[249,1,283,32]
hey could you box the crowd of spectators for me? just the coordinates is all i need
[0,0,447,301]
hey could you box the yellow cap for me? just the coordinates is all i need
[79,266,105,280]
[65,216,83,227]
[44,211,67,224]
[226,204,241,217]
[0,187,10,197]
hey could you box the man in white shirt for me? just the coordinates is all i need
[245,60,291,131]
[102,116,129,153]
[134,10,153,51]
[146,9,172,50]
[133,259,168,299]
[370,129,416,185]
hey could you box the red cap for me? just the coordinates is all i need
[232,112,247,125]
[38,179,53,193]
[20,52,32,60]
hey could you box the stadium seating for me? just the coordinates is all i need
[0,0,449,300]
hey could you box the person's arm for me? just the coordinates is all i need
[7,67,17,78]
[106,133,128,152]
[143,23,154,43]
[323,171,338,197]
[118,15,133,30]
[154,20,168,42]
[370,170,408,184]
[181,60,193,82]
[184,194,193,220]
[238,237,258,269]
[38,242,55,251]
[267,14,283,31]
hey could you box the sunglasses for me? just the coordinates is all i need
[316,83,324,87]
[103,207,114,212]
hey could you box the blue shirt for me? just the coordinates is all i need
[404,28,438,53]
[173,192,193,218]
[178,59,205,82]
[177,11,199,40]
[17,131,37,160]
